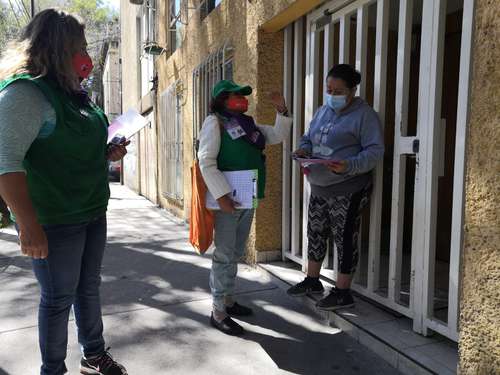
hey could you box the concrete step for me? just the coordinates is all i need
[258,261,458,375]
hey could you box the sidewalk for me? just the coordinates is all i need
[0,184,400,375]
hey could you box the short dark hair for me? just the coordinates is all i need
[209,91,231,114]
[327,64,362,89]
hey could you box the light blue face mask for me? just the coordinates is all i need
[326,94,347,112]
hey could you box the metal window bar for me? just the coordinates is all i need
[192,44,233,157]
[421,0,454,335]
[366,0,389,296]
[160,82,183,201]
[437,0,475,343]
[175,92,184,200]
[339,13,351,64]
[282,18,307,265]
[322,20,339,280]
[388,0,413,309]
[355,4,368,98]
[282,24,293,261]
[304,16,322,272]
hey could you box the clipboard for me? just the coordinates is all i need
[206,170,259,210]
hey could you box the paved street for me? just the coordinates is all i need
[0,184,399,375]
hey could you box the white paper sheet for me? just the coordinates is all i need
[206,170,258,210]
[107,109,148,144]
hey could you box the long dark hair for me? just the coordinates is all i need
[209,91,231,114]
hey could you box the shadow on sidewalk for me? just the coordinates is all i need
[0,231,18,244]
[94,238,397,374]
[0,203,398,374]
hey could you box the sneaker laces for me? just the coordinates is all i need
[92,347,119,371]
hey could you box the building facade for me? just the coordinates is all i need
[120,0,500,373]
[102,40,122,123]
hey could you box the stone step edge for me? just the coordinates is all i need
[256,263,439,375]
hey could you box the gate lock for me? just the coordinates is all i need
[413,139,420,153]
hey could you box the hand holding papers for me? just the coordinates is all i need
[107,109,148,145]
[292,154,342,166]
[206,170,258,210]
[292,155,344,175]
[292,157,337,165]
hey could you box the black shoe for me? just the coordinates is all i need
[287,277,325,297]
[316,289,354,311]
[210,313,244,336]
[226,302,253,316]
[80,348,127,375]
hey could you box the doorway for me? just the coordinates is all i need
[281,0,475,342]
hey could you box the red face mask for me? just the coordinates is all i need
[72,53,93,79]
[226,97,249,113]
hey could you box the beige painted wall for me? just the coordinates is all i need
[458,1,500,374]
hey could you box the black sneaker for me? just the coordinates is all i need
[80,348,127,375]
[287,277,325,297]
[226,302,253,316]
[316,289,354,311]
[210,313,244,336]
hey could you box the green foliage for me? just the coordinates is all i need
[1,0,118,49]
[0,1,28,47]
[0,0,119,101]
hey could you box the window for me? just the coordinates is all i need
[169,0,183,53]
[136,17,142,98]
[140,0,156,97]
[200,0,222,21]
[192,44,233,155]
[159,82,184,201]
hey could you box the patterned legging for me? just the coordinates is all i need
[307,185,371,274]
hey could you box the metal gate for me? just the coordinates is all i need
[159,82,184,201]
[282,0,475,342]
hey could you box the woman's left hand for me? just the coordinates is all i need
[269,91,288,114]
[107,140,131,161]
[326,160,348,174]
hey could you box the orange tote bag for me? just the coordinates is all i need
[189,160,214,254]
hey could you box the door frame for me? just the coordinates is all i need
[282,0,476,342]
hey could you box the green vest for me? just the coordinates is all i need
[0,75,110,225]
[217,120,266,199]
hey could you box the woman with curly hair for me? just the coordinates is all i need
[0,9,128,375]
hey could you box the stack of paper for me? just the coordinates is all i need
[107,109,148,144]
[206,170,258,210]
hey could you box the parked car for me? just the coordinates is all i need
[108,161,121,182]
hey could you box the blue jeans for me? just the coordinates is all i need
[32,216,107,375]
[210,209,254,312]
